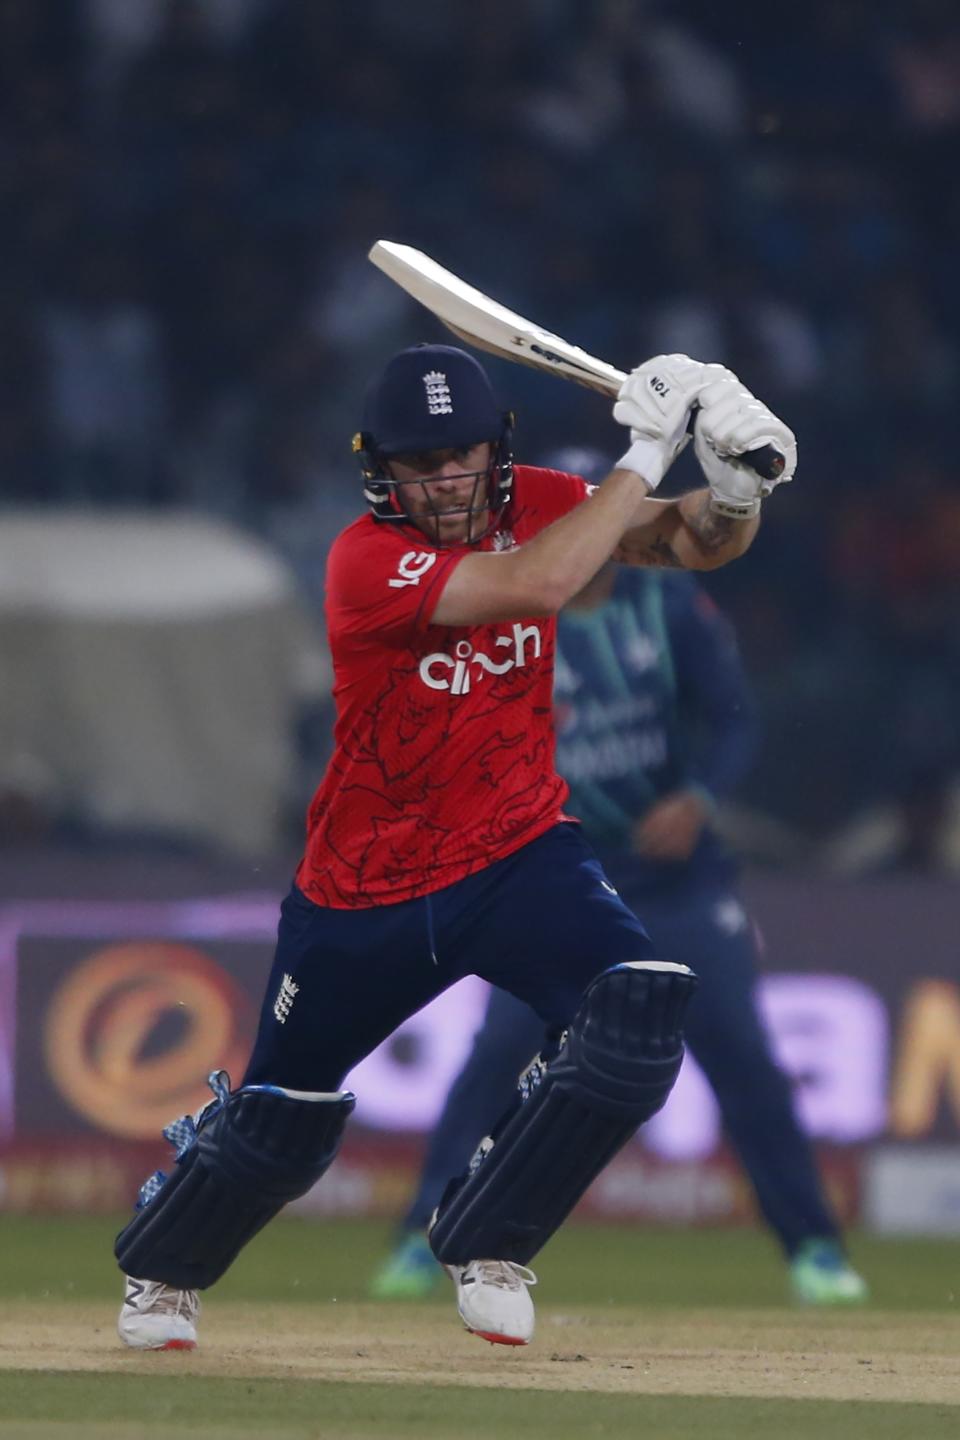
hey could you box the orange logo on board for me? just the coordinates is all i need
[43,942,252,1139]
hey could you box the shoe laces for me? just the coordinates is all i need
[468,1260,537,1291]
[137,1280,200,1322]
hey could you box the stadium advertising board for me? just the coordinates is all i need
[0,873,957,1228]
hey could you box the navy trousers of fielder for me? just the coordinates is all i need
[400,862,838,1257]
[116,823,695,1285]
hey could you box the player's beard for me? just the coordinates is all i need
[404,470,494,547]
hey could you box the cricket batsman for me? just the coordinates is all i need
[115,343,797,1349]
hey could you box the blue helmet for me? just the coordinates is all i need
[353,344,513,543]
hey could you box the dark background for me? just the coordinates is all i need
[1,0,958,865]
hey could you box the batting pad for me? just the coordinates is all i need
[429,961,696,1267]
[115,1078,355,1289]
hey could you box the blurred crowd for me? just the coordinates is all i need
[2,0,959,863]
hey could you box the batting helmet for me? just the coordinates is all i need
[352,344,514,542]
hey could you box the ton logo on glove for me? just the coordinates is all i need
[613,354,797,515]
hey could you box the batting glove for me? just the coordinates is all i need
[694,367,798,519]
[612,353,706,490]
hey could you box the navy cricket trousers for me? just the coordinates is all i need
[242,822,657,1094]
[399,868,838,1258]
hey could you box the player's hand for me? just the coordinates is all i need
[694,367,798,520]
[632,789,709,862]
[613,353,706,491]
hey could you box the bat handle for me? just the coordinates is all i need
[742,443,785,482]
[686,405,785,482]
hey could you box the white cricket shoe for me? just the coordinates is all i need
[444,1259,536,1346]
[118,1276,200,1350]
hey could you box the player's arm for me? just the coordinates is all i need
[430,475,750,628]
[430,466,656,626]
[612,355,796,571]
[432,355,715,627]
[432,354,796,626]
[611,489,759,571]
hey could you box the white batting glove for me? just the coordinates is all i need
[612,353,706,490]
[693,367,798,519]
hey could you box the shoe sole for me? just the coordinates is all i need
[120,1337,197,1351]
[467,1327,530,1346]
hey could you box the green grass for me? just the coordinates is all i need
[0,1372,955,1440]
[0,1217,958,1439]
[0,1214,956,1312]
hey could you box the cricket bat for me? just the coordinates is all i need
[369,239,784,481]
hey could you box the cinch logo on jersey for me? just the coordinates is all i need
[420,622,542,695]
[423,369,453,415]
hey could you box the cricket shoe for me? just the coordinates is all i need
[118,1276,200,1350]
[445,1259,537,1345]
[369,1232,441,1300]
[789,1240,869,1306]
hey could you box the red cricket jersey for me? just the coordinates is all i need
[295,465,591,908]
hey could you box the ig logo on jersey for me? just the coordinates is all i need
[388,551,438,589]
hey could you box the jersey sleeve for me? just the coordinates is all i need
[325,522,464,647]
[515,466,593,530]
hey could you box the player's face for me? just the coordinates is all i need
[387,442,494,546]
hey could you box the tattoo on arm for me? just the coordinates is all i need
[614,491,750,570]
[613,530,683,568]
[684,493,737,553]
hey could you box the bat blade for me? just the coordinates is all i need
[369,240,626,396]
[369,240,785,482]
